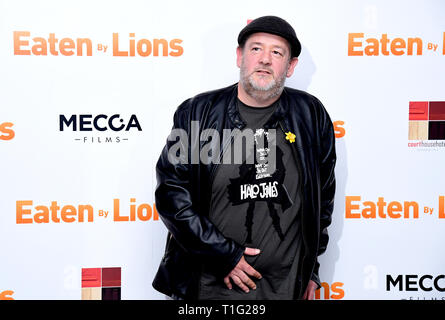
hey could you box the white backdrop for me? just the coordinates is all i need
[1,0,445,300]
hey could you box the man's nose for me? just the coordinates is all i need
[259,50,272,65]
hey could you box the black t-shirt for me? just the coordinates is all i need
[198,98,303,300]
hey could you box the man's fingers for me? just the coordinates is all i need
[226,269,257,292]
[240,274,257,290]
[231,274,250,293]
[240,251,262,279]
[302,280,317,300]
[242,263,262,279]
[244,247,261,256]
[224,251,262,293]
[223,276,232,290]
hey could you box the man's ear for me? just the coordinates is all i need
[286,57,299,77]
[236,46,243,68]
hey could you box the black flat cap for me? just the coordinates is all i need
[237,15,301,58]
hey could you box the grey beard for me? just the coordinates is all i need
[240,65,287,104]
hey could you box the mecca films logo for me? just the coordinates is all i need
[386,274,445,300]
[408,101,445,150]
[59,114,142,143]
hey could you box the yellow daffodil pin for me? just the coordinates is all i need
[285,131,296,143]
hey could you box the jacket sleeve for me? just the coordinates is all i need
[155,101,245,277]
[311,99,337,288]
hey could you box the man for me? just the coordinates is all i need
[152,16,336,300]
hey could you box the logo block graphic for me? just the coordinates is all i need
[81,267,121,300]
[409,101,445,140]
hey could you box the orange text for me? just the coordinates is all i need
[13,31,184,57]
[348,33,423,56]
[14,31,92,56]
[345,196,420,219]
[16,199,159,224]
[333,120,345,138]
[0,290,14,300]
[0,122,15,140]
[315,282,344,300]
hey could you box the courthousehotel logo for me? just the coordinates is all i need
[408,101,445,149]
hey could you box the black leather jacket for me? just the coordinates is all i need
[152,83,336,299]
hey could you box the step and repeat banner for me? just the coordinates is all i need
[1,0,444,300]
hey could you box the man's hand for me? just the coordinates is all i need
[302,280,318,300]
[223,247,262,293]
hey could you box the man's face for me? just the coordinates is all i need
[237,32,298,103]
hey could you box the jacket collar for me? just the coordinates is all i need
[227,83,289,130]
